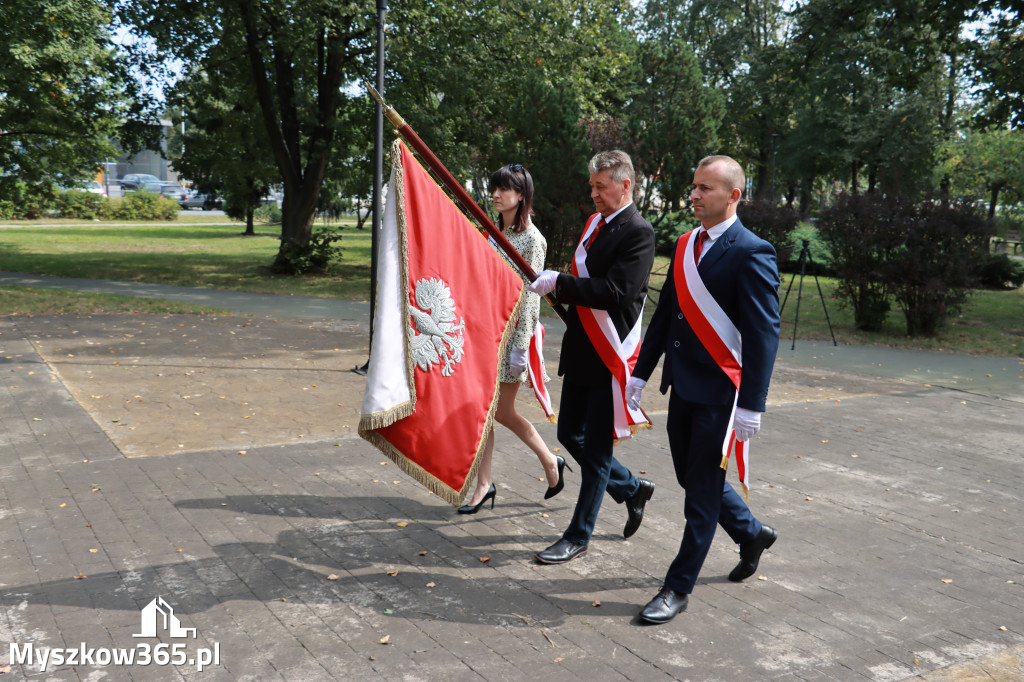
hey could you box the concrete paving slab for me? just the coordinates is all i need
[2,285,1023,680]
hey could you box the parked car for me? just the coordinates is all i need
[181,192,223,210]
[120,173,162,191]
[139,182,187,203]
[59,180,107,196]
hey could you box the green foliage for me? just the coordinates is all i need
[888,201,994,336]
[124,0,375,263]
[937,128,1024,218]
[54,191,106,220]
[490,74,593,268]
[736,200,800,259]
[272,228,343,275]
[104,193,180,221]
[254,203,282,224]
[819,193,995,337]
[818,194,901,331]
[975,253,1024,290]
[624,18,725,216]
[0,0,144,198]
[650,211,695,256]
[973,5,1024,128]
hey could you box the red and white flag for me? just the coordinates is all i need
[527,322,556,422]
[358,140,525,505]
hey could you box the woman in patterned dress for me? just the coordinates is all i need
[458,164,571,513]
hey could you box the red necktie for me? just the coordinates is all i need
[585,218,607,251]
[693,229,709,264]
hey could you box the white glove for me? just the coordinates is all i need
[509,347,528,375]
[626,377,646,410]
[528,270,559,296]
[734,407,762,442]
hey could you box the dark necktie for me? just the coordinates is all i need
[694,229,709,264]
[585,218,607,251]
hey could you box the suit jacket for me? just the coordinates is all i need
[555,203,656,387]
[633,218,780,411]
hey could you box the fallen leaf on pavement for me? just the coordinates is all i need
[426,582,436,588]
[479,557,490,563]
[396,521,408,527]
[941,578,952,583]
[386,569,399,576]
[592,600,601,607]
[379,635,391,645]
[327,574,339,581]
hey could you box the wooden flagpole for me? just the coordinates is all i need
[367,83,567,323]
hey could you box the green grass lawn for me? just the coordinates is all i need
[0,218,371,299]
[2,218,1022,357]
[0,285,228,315]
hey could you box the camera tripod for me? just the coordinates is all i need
[779,239,837,350]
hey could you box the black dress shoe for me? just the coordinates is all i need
[623,479,655,539]
[638,586,689,624]
[729,524,778,582]
[535,538,588,564]
[544,456,572,500]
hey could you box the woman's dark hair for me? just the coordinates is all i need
[488,163,534,233]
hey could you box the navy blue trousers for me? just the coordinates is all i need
[664,391,762,594]
[557,379,641,544]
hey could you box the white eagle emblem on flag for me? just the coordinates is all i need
[410,277,466,376]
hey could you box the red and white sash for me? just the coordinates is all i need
[527,322,556,422]
[572,213,651,441]
[673,229,750,496]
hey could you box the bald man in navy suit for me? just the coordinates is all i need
[627,155,781,624]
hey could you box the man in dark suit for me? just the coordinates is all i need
[626,155,781,623]
[528,150,656,564]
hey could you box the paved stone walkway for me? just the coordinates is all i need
[2,281,1023,680]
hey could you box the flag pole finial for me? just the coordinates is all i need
[366,81,406,129]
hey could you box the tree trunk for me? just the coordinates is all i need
[989,184,1001,220]
[244,203,255,236]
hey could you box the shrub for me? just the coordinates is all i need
[54,191,105,220]
[102,193,179,221]
[273,228,343,275]
[650,210,694,256]
[737,200,800,263]
[254,203,282,223]
[817,194,903,332]
[886,201,993,337]
[976,253,1024,290]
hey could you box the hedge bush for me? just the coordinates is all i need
[819,194,994,336]
[0,186,179,221]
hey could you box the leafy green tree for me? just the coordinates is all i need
[385,0,636,265]
[674,0,798,199]
[938,128,1024,218]
[1,0,142,198]
[623,20,725,218]
[166,61,278,236]
[122,0,374,272]
[973,1,1024,128]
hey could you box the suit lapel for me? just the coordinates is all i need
[698,218,741,270]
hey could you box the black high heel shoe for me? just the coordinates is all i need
[544,456,572,500]
[457,483,496,514]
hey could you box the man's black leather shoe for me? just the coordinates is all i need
[729,525,778,582]
[638,586,689,624]
[535,538,588,565]
[623,479,655,539]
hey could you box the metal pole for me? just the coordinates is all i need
[357,0,387,375]
[770,133,778,203]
